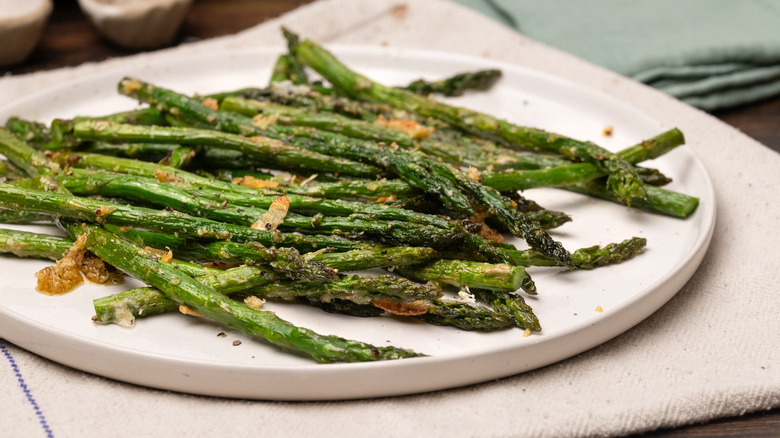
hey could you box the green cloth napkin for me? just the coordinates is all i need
[452,0,780,111]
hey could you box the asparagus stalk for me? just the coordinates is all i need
[222,96,679,191]
[420,299,518,331]
[278,27,310,85]
[306,246,438,271]
[0,209,53,224]
[0,160,26,182]
[241,274,442,305]
[0,128,62,178]
[4,117,52,148]
[404,69,502,96]
[498,237,647,269]
[283,178,420,201]
[479,128,686,192]
[220,97,413,146]
[565,180,700,219]
[473,289,541,332]
[56,152,433,223]
[263,81,403,122]
[93,272,531,332]
[0,227,71,259]
[96,78,560,261]
[76,107,168,126]
[0,184,367,252]
[396,259,536,294]
[72,120,379,177]
[63,221,422,362]
[0,226,437,325]
[270,54,309,85]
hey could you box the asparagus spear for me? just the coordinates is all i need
[75,107,168,126]
[498,237,647,269]
[220,97,413,146]
[396,259,536,294]
[63,221,422,362]
[55,151,430,222]
[420,298,517,331]
[0,209,53,224]
[404,69,503,96]
[0,227,71,259]
[565,180,700,219]
[0,226,439,325]
[0,160,26,182]
[72,120,380,177]
[473,289,541,332]
[242,274,442,305]
[294,37,647,205]
[5,117,52,148]
[0,184,367,252]
[278,27,310,85]
[0,128,62,178]
[306,247,438,271]
[283,178,420,201]
[120,77,471,215]
[270,54,309,86]
[479,128,686,192]
[90,259,534,332]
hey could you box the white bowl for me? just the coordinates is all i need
[77,0,193,49]
[0,0,52,66]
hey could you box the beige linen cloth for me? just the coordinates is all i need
[2,0,778,436]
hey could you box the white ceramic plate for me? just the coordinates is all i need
[0,47,715,400]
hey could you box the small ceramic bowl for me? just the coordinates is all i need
[0,0,53,66]
[77,0,193,49]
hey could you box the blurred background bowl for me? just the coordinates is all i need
[77,0,193,49]
[0,0,53,66]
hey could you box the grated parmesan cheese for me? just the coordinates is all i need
[244,296,265,310]
[455,288,476,305]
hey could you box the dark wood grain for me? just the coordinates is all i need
[2,1,778,436]
[714,97,780,153]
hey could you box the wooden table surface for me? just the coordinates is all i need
[3,1,779,436]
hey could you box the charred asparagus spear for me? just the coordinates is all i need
[0,184,367,252]
[404,69,502,97]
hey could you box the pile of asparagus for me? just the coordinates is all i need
[0,30,698,363]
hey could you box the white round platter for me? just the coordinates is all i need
[0,47,716,400]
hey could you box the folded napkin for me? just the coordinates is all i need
[453,0,780,111]
[1,0,779,437]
